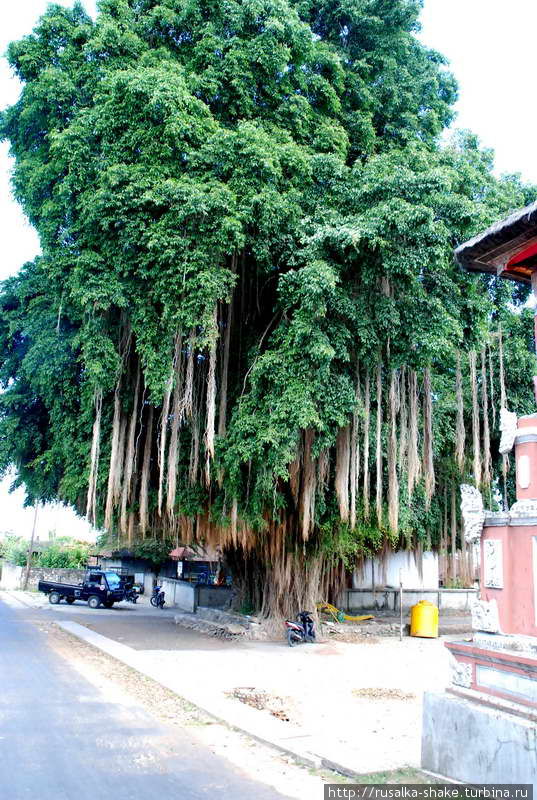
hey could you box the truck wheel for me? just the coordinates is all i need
[66,597,75,605]
[49,592,60,605]
[88,595,101,609]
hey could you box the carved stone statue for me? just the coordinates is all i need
[499,407,517,455]
[449,654,473,688]
[471,598,501,634]
[460,484,485,543]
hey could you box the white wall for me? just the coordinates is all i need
[0,562,23,590]
[143,572,156,597]
[344,587,476,612]
[0,563,86,591]
[353,550,439,590]
[160,578,197,612]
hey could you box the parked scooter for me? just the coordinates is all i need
[150,585,166,609]
[123,586,139,603]
[285,611,316,647]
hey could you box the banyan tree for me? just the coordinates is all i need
[1,0,536,616]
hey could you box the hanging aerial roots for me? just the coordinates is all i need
[422,368,435,509]
[407,369,420,497]
[388,369,399,533]
[469,351,481,487]
[375,363,383,526]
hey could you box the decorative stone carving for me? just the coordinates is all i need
[449,655,473,689]
[474,631,537,655]
[483,512,509,525]
[471,599,501,633]
[509,499,537,519]
[499,407,517,455]
[483,540,503,589]
[460,484,485,543]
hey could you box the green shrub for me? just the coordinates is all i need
[36,542,89,569]
[1,536,90,569]
[1,535,28,567]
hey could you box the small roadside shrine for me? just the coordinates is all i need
[421,202,537,785]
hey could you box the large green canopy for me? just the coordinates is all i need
[1,0,535,614]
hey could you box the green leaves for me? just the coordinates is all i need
[1,0,536,566]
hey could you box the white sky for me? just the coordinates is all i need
[419,0,537,182]
[0,0,536,538]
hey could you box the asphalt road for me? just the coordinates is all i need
[40,597,243,651]
[0,597,289,800]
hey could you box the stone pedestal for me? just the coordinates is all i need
[422,414,537,785]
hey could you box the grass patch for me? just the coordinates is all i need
[312,766,440,785]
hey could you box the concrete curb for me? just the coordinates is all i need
[55,620,382,779]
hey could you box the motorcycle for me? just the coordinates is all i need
[150,586,166,609]
[123,586,139,604]
[285,611,316,647]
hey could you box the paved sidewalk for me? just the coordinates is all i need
[53,615,452,777]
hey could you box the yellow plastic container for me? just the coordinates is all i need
[410,600,439,638]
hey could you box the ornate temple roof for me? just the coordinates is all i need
[455,200,537,284]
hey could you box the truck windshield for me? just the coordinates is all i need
[105,572,121,589]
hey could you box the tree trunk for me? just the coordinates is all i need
[22,504,39,591]
[105,390,122,531]
[388,369,399,533]
[301,429,316,540]
[139,406,154,537]
[86,389,103,525]
[363,371,371,519]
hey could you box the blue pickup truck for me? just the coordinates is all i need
[38,568,125,609]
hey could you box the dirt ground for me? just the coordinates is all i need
[7,590,454,781]
[52,615,452,772]
[34,619,439,795]
[65,613,449,762]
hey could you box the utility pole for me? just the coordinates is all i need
[22,503,39,591]
[399,568,403,642]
